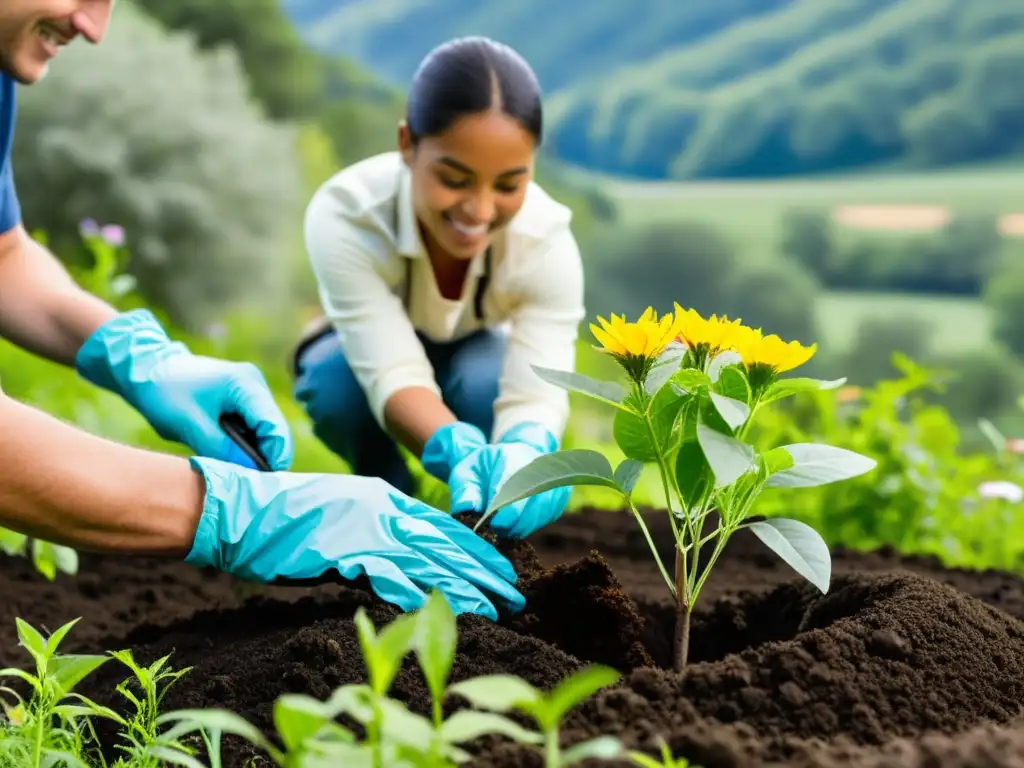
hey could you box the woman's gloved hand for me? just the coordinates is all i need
[76,309,293,471]
[186,457,526,620]
[422,421,571,539]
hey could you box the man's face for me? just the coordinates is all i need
[0,1,113,84]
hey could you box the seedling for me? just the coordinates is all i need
[0,529,78,582]
[155,594,545,768]
[479,305,877,672]
[628,737,695,767]
[0,617,122,768]
[447,665,623,767]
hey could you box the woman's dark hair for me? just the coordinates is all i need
[406,36,543,146]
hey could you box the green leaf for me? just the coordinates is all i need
[43,618,81,657]
[0,528,27,556]
[486,450,620,514]
[613,459,644,496]
[51,545,78,577]
[714,363,751,404]
[625,751,665,768]
[542,665,620,728]
[748,518,831,593]
[448,675,540,713]
[613,408,654,462]
[16,618,45,657]
[696,422,755,488]
[376,613,418,692]
[674,440,711,509]
[644,342,687,394]
[48,654,110,698]
[414,590,457,704]
[138,745,211,768]
[978,417,1007,453]
[761,446,795,475]
[530,365,628,410]
[354,609,417,695]
[761,376,847,404]
[764,444,877,488]
[614,382,691,462]
[375,697,435,752]
[273,694,355,753]
[708,350,743,382]
[40,749,90,768]
[671,368,712,393]
[440,710,541,745]
[560,736,624,766]
[709,392,749,431]
[0,666,39,690]
[158,708,275,754]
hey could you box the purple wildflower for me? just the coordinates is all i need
[100,224,126,248]
[79,218,100,237]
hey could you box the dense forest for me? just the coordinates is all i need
[282,0,1024,179]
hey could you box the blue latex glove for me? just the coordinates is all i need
[75,309,293,471]
[422,421,571,539]
[186,457,526,619]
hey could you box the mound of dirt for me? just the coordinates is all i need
[6,506,1024,767]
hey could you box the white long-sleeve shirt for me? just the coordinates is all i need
[303,151,586,442]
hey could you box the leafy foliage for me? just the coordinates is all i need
[11,0,303,331]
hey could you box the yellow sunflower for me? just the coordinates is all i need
[590,307,684,384]
[732,326,817,387]
[673,304,747,361]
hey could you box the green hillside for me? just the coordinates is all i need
[282,0,1024,180]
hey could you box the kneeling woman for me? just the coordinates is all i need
[293,36,586,539]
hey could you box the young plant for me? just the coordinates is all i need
[478,305,877,673]
[106,649,194,767]
[0,617,123,768]
[155,594,542,768]
[628,737,696,767]
[0,529,79,582]
[447,665,622,767]
[410,590,542,764]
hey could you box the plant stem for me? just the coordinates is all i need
[544,728,559,768]
[628,500,674,596]
[369,697,383,768]
[673,548,690,674]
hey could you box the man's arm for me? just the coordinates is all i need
[0,224,118,367]
[0,389,205,556]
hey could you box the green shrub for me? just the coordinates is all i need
[986,260,1024,358]
[779,208,835,279]
[722,258,820,345]
[10,0,303,331]
[842,314,932,384]
[750,354,1020,570]
[583,220,739,319]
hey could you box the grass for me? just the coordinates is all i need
[816,290,992,356]
[562,162,1024,254]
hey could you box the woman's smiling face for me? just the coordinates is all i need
[400,107,537,262]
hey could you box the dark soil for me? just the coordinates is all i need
[5,506,1024,767]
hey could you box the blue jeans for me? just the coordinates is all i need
[292,326,507,496]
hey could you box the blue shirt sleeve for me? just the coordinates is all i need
[0,74,22,236]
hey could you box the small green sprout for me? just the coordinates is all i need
[448,664,623,767]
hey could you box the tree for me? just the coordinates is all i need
[12,1,303,331]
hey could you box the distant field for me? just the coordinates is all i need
[566,164,1024,253]
[816,291,991,355]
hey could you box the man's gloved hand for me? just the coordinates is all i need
[422,421,570,539]
[186,457,526,620]
[76,309,293,471]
